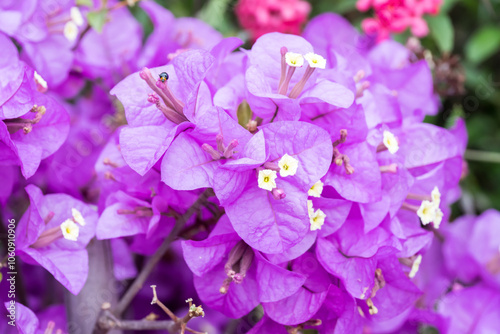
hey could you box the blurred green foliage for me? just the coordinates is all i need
[442,0,500,214]
[132,0,500,214]
[88,9,109,32]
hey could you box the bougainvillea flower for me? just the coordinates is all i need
[138,0,222,68]
[0,0,82,85]
[218,121,333,254]
[367,41,439,121]
[205,37,246,95]
[0,166,16,206]
[32,87,114,197]
[0,35,70,178]
[0,33,27,112]
[96,189,173,240]
[385,307,450,334]
[411,239,451,313]
[442,210,500,286]
[397,123,463,170]
[15,185,97,294]
[110,238,138,281]
[2,303,67,334]
[161,105,252,191]
[307,186,353,237]
[74,4,142,86]
[316,211,401,299]
[438,284,500,333]
[304,14,439,124]
[111,48,222,176]
[0,2,476,333]
[302,13,373,76]
[93,128,169,211]
[391,209,433,258]
[362,255,422,321]
[182,215,307,318]
[262,252,331,325]
[245,33,354,122]
[0,91,70,178]
[324,134,382,204]
[313,284,364,333]
[246,315,291,334]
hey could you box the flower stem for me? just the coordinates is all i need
[113,189,214,317]
[465,149,500,164]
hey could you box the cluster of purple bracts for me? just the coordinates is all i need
[1,1,499,333]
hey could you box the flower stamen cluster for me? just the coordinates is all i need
[31,208,85,248]
[220,241,254,294]
[402,186,443,228]
[308,200,326,231]
[258,154,299,199]
[4,105,46,135]
[278,47,326,98]
[202,134,239,160]
[332,130,355,174]
[140,68,188,124]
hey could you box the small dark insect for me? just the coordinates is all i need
[159,72,169,82]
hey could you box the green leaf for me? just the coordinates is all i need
[441,0,460,12]
[392,29,412,45]
[76,0,92,6]
[76,0,93,6]
[427,14,454,53]
[87,9,108,33]
[329,0,356,14]
[198,0,232,33]
[465,26,500,64]
[237,100,252,127]
[315,0,356,15]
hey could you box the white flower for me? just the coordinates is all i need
[308,201,326,231]
[72,208,86,226]
[309,208,326,231]
[278,153,299,177]
[63,21,79,42]
[70,7,84,26]
[366,298,378,315]
[304,53,326,69]
[383,130,399,154]
[308,180,324,198]
[285,52,304,67]
[34,71,48,90]
[258,169,277,191]
[60,219,79,241]
[360,286,369,299]
[431,186,441,207]
[307,200,314,217]
[433,208,443,229]
[417,200,436,225]
[409,254,422,278]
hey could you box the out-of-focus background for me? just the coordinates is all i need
[132,0,500,216]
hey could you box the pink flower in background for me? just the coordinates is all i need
[357,0,442,41]
[235,0,311,40]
